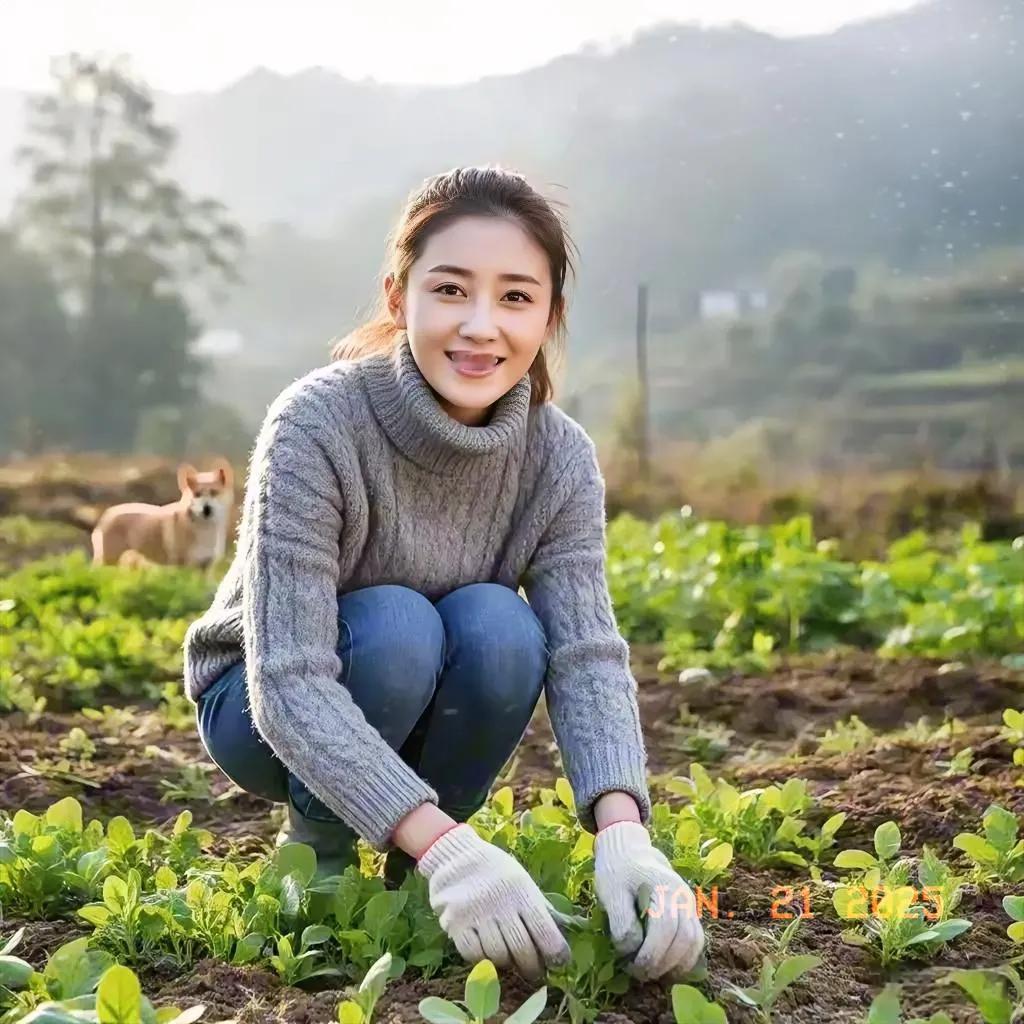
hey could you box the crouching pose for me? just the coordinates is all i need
[183,165,705,983]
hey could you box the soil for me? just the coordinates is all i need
[3,627,1023,1019]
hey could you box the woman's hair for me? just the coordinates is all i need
[329,165,577,405]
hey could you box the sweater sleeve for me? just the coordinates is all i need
[240,406,438,851]
[519,437,652,834]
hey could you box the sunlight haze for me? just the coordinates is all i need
[3,0,923,93]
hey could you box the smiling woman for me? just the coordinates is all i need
[184,164,706,985]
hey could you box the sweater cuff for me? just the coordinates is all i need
[570,744,651,834]
[344,758,441,853]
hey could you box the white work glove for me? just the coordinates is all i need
[416,824,572,981]
[594,820,705,981]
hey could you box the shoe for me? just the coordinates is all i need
[275,797,359,879]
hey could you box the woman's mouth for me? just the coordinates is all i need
[446,351,506,378]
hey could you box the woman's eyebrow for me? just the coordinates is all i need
[426,263,541,286]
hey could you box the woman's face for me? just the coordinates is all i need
[385,215,555,426]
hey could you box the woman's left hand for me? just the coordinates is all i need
[593,820,705,981]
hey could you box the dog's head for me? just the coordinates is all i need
[177,458,235,523]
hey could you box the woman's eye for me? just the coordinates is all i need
[433,284,531,303]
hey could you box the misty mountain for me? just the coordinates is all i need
[1,0,1020,427]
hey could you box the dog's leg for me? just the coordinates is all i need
[91,528,105,566]
[214,530,227,563]
[161,517,180,566]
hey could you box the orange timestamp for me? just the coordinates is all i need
[645,885,945,922]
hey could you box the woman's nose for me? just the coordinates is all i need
[461,301,499,338]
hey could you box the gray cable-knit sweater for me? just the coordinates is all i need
[182,334,651,851]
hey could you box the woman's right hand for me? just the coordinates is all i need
[415,823,572,981]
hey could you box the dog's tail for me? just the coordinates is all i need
[72,504,104,529]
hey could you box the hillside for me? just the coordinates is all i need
[1,0,1020,448]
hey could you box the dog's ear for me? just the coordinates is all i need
[177,462,198,493]
[213,457,235,490]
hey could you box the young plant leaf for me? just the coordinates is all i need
[834,850,876,871]
[44,937,114,1000]
[953,833,998,864]
[671,984,728,1023]
[163,1007,208,1024]
[874,822,901,860]
[866,984,902,1024]
[504,988,548,1024]
[96,964,142,1024]
[773,954,822,992]
[275,842,318,887]
[337,1002,365,1024]
[418,997,471,1023]
[44,797,83,834]
[465,959,500,1020]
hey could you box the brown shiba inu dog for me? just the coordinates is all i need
[91,459,236,569]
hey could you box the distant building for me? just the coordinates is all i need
[192,328,245,357]
[697,287,768,320]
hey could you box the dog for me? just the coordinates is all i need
[91,459,236,569]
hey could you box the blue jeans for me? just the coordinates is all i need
[196,582,549,844]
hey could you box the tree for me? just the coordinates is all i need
[12,53,245,451]
[0,231,75,454]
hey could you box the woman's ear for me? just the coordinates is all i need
[384,273,407,329]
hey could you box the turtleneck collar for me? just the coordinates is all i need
[360,334,533,473]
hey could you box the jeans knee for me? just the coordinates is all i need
[339,584,444,710]
[435,583,548,708]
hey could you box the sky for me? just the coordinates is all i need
[2,0,923,94]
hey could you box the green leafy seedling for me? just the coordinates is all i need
[835,846,971,965]
[668,765,819,868]
[671,984,728,1023]
[936,747,974,777]
[817,715,877,755]
[0,927,34,991]
[337,951,402,1023]
[269,925,342,985]
[670,817,735,888]
[721,918,821,1022]
[1004,895,1024,944]
[418,959,547,1024]
[17,961,206,1024]
[863,982,953,1023]
[78,869,168,963]
[952,804,1024,884]
[938,966,1024,1024]
[42,936,114,1001]
[834,820,904,887]
[159,764,215,804]
[57,727,97,762]
[793,812,847,869]
[546,901,633,1024]
[544,891,590,932]
[96,964,145,1024]
[999,708,1024,765]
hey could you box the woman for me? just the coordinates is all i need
[183,165,704,984]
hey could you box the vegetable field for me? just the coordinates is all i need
[1,508,1022,1023]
